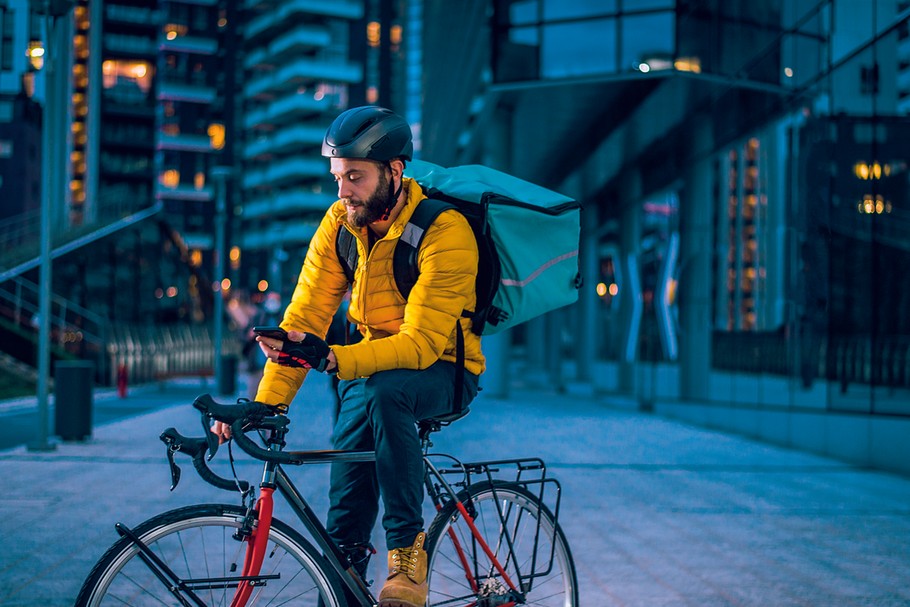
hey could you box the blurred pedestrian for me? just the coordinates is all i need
[241,292,281,400]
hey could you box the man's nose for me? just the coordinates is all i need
[337,181,351,199]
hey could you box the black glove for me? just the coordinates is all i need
[277,333,334,374]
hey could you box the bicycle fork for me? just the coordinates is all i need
[231,486,276,607]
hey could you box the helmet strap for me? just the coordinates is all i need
[381,162,403,221]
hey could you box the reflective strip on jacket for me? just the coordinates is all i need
[255,177,485,408]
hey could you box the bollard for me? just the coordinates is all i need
[218,354,238,395]
[117,362,128,398]
[54,360,94,441]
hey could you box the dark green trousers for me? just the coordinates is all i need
[326,361,479,549]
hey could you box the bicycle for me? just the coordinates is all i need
[76,393,578,606]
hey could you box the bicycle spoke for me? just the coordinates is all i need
[78,506,343,607]
[426,482,577,607]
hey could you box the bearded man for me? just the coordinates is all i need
[211,106,484,607]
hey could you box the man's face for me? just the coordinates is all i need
[330,158,392,228]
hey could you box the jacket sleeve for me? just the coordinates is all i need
[332,209,478,379]
[254,207,349,407]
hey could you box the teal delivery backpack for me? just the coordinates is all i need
[336,159,582,335]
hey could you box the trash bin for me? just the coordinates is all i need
[218,354,237,395]
[54,360,94,441]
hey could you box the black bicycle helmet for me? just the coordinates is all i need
[321,106,413,162]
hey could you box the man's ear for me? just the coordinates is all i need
[388,158,405,180]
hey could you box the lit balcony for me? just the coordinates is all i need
[105,4,157,25]
[897,66,910,94]
[244,124,325,159]
[246,0,363,42]
[240,219,319,250]
[104,33,157,56]
[157,133,214,153]
[243,189,332,219]
[242,156,325,190]
[159,35,218,56]
[154,183,214,202]
[244,93,333,129]
[245,58,362,98]
[158,82,217,104]
[182,233,214,250]
[244,26,332,70]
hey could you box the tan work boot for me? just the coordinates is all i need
[377,532,428,607]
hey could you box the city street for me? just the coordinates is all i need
[0,374,909,606]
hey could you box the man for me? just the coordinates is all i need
[212,106,484,607]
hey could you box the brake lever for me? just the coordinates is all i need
[201,411,220,461]
[165,444,182,491]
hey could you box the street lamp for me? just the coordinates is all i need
[28,0,76,451]
[211,166,233,395]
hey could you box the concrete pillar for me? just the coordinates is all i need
[564,171,597,388]
[618,172,643,394]
[679,116,714,400]
[479,105,514,398]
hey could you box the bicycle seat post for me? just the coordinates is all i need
[418,419,442,452]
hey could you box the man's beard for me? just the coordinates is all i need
[345,168,392,228]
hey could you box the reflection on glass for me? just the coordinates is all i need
[542,19,617,78]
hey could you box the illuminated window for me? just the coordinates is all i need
[390,24,402,46]
[207,123,225,150]
[367,21,380,47]
[102,59,153,93]
[74,35,88,59]
[74,5,89,30]
[164,23,188,40]
[27,41,45,70]
[160,169,180,188]
[194,171,205,190]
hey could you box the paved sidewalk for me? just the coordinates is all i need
[0,374,909,606]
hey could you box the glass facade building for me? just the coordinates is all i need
[420,0,910,475]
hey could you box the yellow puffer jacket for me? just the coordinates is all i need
[255,178,485,408]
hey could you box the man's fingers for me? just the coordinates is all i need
[210,421,231,445]
[256,336,283,350]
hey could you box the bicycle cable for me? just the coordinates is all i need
[226,439,253,504]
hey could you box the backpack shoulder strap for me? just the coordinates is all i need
[335,226,358,285]
[393,198,455,300]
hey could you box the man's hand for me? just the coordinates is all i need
[257,330,337,374]
[211,420,231,444]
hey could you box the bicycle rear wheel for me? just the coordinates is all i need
[425,480,578,607]
[76,503,347,607]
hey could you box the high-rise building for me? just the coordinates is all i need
[236,0,364,297]
[0,0,44,225]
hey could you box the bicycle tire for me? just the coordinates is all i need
[76,503,348,607]
[425,480,578,607]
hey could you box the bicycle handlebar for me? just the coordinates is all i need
[159,427,251,494]
[193,394,376,467]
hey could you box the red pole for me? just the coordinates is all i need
[117,363,128,398]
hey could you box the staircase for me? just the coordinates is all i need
[0,199,163,284]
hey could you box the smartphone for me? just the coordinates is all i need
[252,326,288,340]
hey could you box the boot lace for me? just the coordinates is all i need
[390,545,419,578]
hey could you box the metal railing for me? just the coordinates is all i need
[104,323,241,386]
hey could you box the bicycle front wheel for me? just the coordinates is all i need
[425,480,578,607]
[77,503,347,607]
